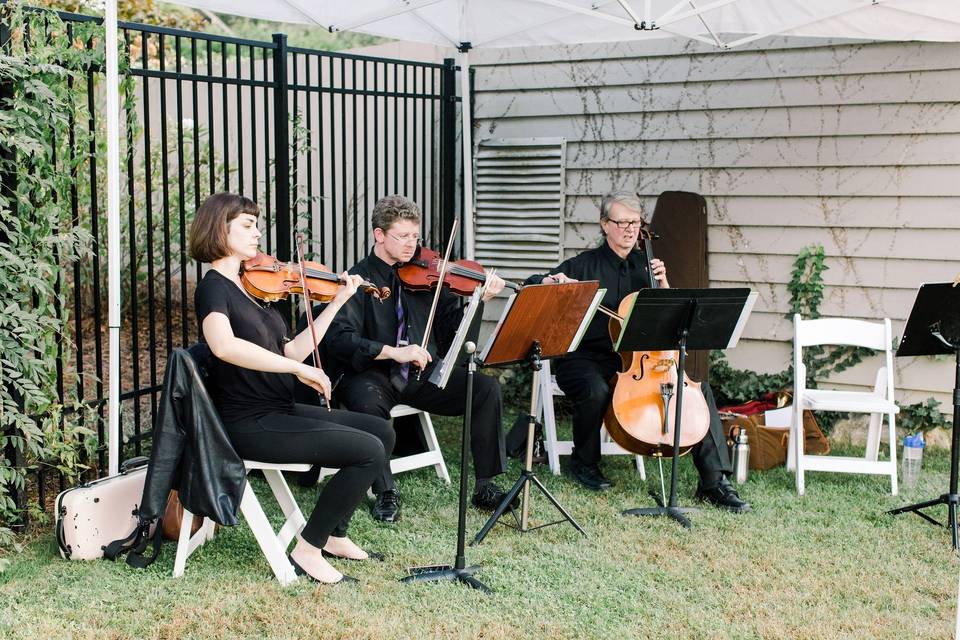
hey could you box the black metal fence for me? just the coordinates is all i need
[2,8,461,515]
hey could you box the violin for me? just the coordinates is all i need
[602,230,711,458]
[397,245,520,296]
[240,252,390,303]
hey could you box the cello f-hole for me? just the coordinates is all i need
[631,353,650,381]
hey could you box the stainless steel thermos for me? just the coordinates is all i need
[732,427,750,484]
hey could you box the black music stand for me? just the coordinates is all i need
[616,287,753,529]
[401,340,491,592]
[471,282,605,545]
[888,282,960,548]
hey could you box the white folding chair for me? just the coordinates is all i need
[536,359,645,479]
[174,461,310,586]
[791,314,899,496]
[317,405,450,484]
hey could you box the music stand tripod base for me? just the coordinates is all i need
[887,282,960,550]
[472,342,587,545]
[400,564,491,593]
[400,342,491,592]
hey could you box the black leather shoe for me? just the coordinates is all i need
[569,462,613,492]
[694,477,752,513]
[471,482,519,512]
[370,489,401,523]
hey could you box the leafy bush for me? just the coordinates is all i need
[0,4,102,567]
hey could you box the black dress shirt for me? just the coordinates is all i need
[524,242,652,354]
[325,248,463,377]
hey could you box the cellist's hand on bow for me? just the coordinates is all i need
[482,272,505,302]
[542,272,577,284]
[295,363,332,403]
[650,259,669,288]
[333,272,363,305]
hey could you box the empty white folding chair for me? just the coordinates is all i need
[174,460,310,586]
[791,314,899,495]
[536,359,645,480]
[317,405,450,484]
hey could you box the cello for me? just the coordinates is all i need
[603,229,711,458]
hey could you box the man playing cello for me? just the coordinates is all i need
[525,191,751,512]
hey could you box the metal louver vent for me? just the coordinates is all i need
[474,137,566,280]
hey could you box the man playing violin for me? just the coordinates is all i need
[324,195,513,523]
[525,191,750,513]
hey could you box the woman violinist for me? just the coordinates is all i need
[189,192,395,584]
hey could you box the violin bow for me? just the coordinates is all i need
[295,232,331,410]
[417,216,460,380]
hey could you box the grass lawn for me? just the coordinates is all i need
[2,414,958,640]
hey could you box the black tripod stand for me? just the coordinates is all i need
[401,341,490,592]
[888,283,960,548]
[472,342,585,545]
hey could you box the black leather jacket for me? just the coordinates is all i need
[139,345,246,526]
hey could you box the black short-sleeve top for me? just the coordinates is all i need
[194,269,295,425]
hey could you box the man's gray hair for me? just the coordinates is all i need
[599,191,644,221]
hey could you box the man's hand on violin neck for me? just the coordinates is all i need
[482,273,506,301]
[388,344,432,370]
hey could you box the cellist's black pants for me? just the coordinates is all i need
[553,350,732,485]
[337,365,508,494]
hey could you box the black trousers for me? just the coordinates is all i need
[227,404,394,547]
[553,351,732,484]
[337,366,508,494]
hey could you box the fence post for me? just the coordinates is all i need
[439,58,457,253]
[0,20,28,532]
[271,33,292,321]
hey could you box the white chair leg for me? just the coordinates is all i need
[635,455,646,480]
[865,411,882,462]
[261,469,306,548]
[239,481,298,586]
[541,382,562,477]
[173,510,195,578]
[795,412,806,496]
[419,411,451,484]
[888,412,899,496]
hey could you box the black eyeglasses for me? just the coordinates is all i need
[604,218,643,230]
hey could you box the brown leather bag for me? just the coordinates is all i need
[162,490,203,541]
[722,409,830,471]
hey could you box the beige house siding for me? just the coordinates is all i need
[471,36,960,411]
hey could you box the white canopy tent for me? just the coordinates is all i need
[102,0,960,474]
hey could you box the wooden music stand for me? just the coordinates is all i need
[472,281,604,544]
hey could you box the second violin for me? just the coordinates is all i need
[397,245,520,296]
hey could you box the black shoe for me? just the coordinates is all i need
[288,554,358,585]
[471,482,519,512]
[371,489,401,523]
[569,462,613,492]
[694,477,752,513]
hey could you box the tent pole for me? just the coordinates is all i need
[458,46,474,260]
[105,0,121,476]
